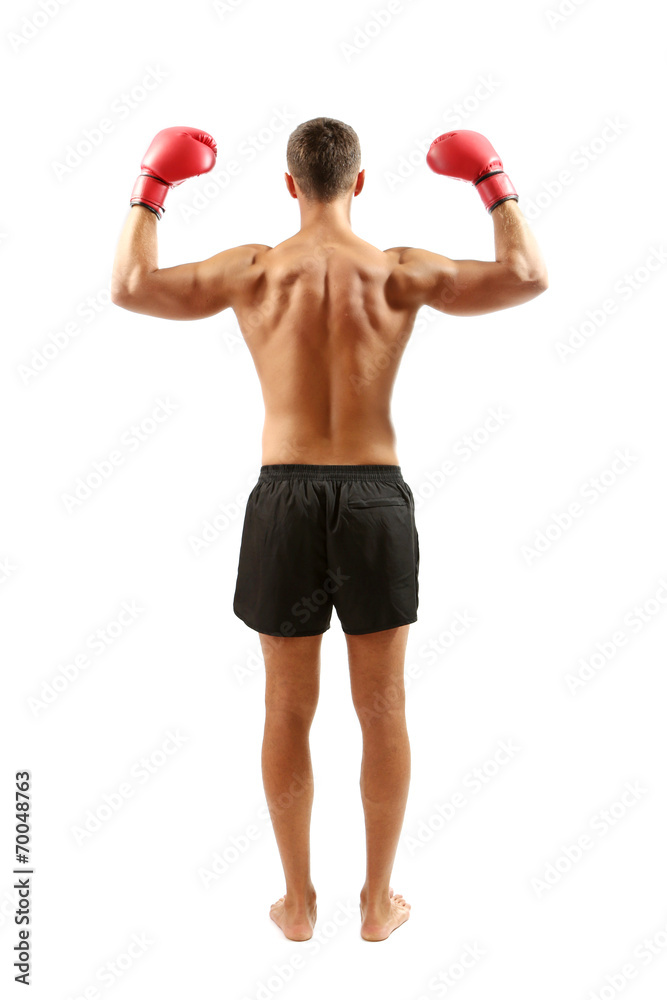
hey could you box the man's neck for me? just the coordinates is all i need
[296,198,354,237]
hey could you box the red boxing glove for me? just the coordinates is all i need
[130,126,218,219]
[426,130,518,213]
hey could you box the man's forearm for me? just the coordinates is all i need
[491,200,548,284]
[111,205,158,300]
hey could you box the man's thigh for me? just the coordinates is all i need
[260,632,323,720]
[345,624,410,719]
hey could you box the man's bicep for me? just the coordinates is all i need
[192,245,264,317]
[174,243,270,319]
[399,248,537,317]
[114,244,269,321]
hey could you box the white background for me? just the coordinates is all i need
[2,0,666,997]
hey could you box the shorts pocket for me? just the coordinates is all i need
[348,497,408,509]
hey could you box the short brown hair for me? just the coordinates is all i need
[286,117,361,202]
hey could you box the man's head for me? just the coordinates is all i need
[285,117,363,204]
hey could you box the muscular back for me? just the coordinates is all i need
[233,235,418,465]
[112,200,546,464]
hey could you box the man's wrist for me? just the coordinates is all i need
[131,202,162,219]
[489,196,520,217]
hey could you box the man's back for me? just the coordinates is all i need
[233,233,415,465]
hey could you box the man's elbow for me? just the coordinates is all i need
[111,281,150,313]
[111,269,156,308]
[527,272,549,296]
[514,267,549,300]
[110,284,148,315]
[110,280,131,307]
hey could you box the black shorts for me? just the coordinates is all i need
[233,464,420,637]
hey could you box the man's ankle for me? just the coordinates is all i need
[360,883,390,904]
[286,884,317,902]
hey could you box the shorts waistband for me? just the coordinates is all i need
[258,464,404,482]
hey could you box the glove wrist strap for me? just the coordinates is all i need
[130,173,170,219]
[475,170,518,213]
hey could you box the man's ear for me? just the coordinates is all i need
[353,169,365,197]
[285,172,298,199]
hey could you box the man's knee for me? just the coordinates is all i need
[353,681,405,726]
[265,695,318,724]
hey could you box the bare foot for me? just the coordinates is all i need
[359,885,411,941]
[269,890,317,941]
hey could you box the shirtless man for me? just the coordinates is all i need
[111,118,548,942]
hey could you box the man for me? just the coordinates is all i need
[111,117,548,942]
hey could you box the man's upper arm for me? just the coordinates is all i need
[112,243,271,320]
[385,246,547,317]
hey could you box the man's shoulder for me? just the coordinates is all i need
[240,243,273,258]
[213,244,272,275]
[210,243,272,265]
[382,246,421,265]
[382,247,436,311]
